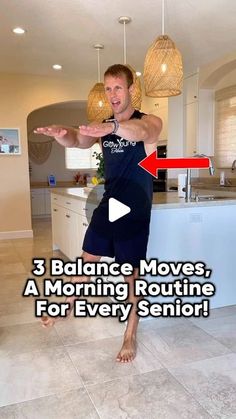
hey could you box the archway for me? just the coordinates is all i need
[27,100,87,218]
[200,55,236,88]
[27,100,87,184]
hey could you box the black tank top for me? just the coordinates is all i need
[101,110,153,219]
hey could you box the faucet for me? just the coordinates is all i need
[185,154,215,202]
[195,154,215,176]
[231,160,236,171]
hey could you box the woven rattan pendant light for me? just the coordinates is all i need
[87,44,112,122]
[143,0,183,97]
[118,16,142,109]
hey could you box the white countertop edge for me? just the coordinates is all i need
[51,187,236,209]
[152,199,236,210]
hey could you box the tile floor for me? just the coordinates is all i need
[0,218,236,418]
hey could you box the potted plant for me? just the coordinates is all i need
[92,151,105,184]
[91,151,105,197]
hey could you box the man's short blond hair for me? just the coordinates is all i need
[104,64,133,88]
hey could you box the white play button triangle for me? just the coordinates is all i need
[108,198,131,222]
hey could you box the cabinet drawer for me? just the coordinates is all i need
[51,193,64,206]
[51,194,83,212]
[51,193,95,217]
[63,197,83,212]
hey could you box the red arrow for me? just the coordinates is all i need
[138,151,210,178]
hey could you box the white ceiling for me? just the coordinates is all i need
[1,0,236,80]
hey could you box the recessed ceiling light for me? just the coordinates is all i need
[136,71,142,77]
[12,27,26,35]
[52,64,62,70]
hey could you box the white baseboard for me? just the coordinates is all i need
[0,230,33,240]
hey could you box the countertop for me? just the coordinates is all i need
[50,187,236,209]
[30,181,79,189]
[31,181,236,192]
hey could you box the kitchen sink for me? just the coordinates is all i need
[193,195,236,201]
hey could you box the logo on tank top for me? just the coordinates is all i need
[103,138,136,153]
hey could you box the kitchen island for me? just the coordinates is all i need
[50,187,236,309]
[149,190,236,309]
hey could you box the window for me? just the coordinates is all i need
[65,142,101,169]
[215,85,236,168]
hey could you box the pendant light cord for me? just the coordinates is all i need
[97,48,101,82]
[119,17,131,65]
[162,0,165,35]
[123,21,127,64]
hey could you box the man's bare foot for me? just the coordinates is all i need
[41,316,57,328]
[116,335,137,363]
[41,298,75,328]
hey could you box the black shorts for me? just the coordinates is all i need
[82,200,151,268]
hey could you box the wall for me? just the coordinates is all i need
[0,72,92,238]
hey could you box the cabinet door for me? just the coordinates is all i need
[50,194,97,260]
[185,101,198,156]
[31,190,45,216]
[58,209,85,261]
[51,204,63,250]
[79,215,89,257]
[51,204,76,258]
[45,189,51,215]
[67,210,83,261]
[59,208,73,258]
[184,73,198,105]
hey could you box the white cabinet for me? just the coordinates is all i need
[31,188,52,217]
[183,74,214,157]
[51,193,95,260]
[31,189,45,216]
[184,74,198,156]
[185,101,198,156]
[51,192,125,288]
[184,73,198,105]
[61,207,81,260]
[51,203,63,250]
[141,96,168,142]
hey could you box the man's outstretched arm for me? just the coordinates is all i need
[34,124,98,149]
[79,114,163,144]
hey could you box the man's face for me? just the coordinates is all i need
[104,74,132,115]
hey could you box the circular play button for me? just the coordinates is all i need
[108,198,131,222]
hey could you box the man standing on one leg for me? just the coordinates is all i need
[35,64,162,362]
